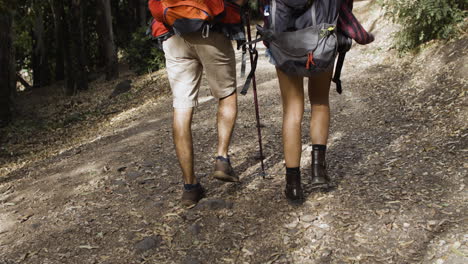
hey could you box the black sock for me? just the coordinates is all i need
[184,183,200,191]
[216,155,230,163]
[286,167,300,175]
[312,144,327,151]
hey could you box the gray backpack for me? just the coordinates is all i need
[241,0,351,94]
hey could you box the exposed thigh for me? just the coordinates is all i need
[276,67,305,104]
[307,70,333,104]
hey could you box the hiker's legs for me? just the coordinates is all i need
[276,68,305,168]
[164,34,202,186]
[277,68,305,202]
[307,70,332,145]
[195,32,237,158]
[308,70,332,186]
[212,91,239,182]
[173,108,197,184]
[217,92,237,158]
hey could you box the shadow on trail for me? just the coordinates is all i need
[2,34,466,263]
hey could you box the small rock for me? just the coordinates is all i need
[127,171,143,180]
[321,248,332,257]
[188,223,201,236]
[452,241,461,249]
[436,259,444,264]
[196,199,233,210]
[301,215,315,222]
[183,211,199,221]
[135,236,161,253]
[403,223,410,228]
[218,239,234,250]
[315,223,330,229]
[111,180,126,186]
[141,160,154,168]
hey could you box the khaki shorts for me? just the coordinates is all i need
[162,32,237,108]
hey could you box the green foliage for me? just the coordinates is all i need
[12,1,33,70]
[123,26,165,75]
[382,0,467,52]
[0,0,15,12]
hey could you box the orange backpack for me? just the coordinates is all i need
[148,0,242,40]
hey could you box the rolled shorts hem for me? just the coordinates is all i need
[214,87,237,100]
[173,99,199,109]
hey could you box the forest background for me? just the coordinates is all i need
[0,0,467,263]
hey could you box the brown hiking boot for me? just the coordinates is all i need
[285,171,304,204]
[181,184,205,207]
[212,156,238,182]
[310,145,330,187]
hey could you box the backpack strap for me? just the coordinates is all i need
[239,5,248,78]
[240,44,247,77]
[332,52,346,94]
[333,31,352,94]
[240,44,259,95]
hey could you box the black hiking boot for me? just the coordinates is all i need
[310,145,330,187]
[285,170,304,204]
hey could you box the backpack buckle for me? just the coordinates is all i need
[202,24,210,38]
[320,26,335,38]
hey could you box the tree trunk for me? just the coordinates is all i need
[32,1,50,88]
[69,0,88,92]
[60,0,75,95]
[10,15,17,98]
[0,9,13,127]
[49,0,65,81]
[138,0,147,27]
[97,0,119,80]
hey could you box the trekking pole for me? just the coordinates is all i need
[244,9,266,178]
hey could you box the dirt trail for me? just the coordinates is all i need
[1,2,467,264]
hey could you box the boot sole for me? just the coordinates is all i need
[213,171,239,182]
[181,188,205,207]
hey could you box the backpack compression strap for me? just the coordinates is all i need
[332,52,346,94]
[240,45,258,95]
[240,25,271,95]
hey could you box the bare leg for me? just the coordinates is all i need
[308,70,332,145]
[276,68,304,168]
[216,92,238,157]
[173,108,196,184]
